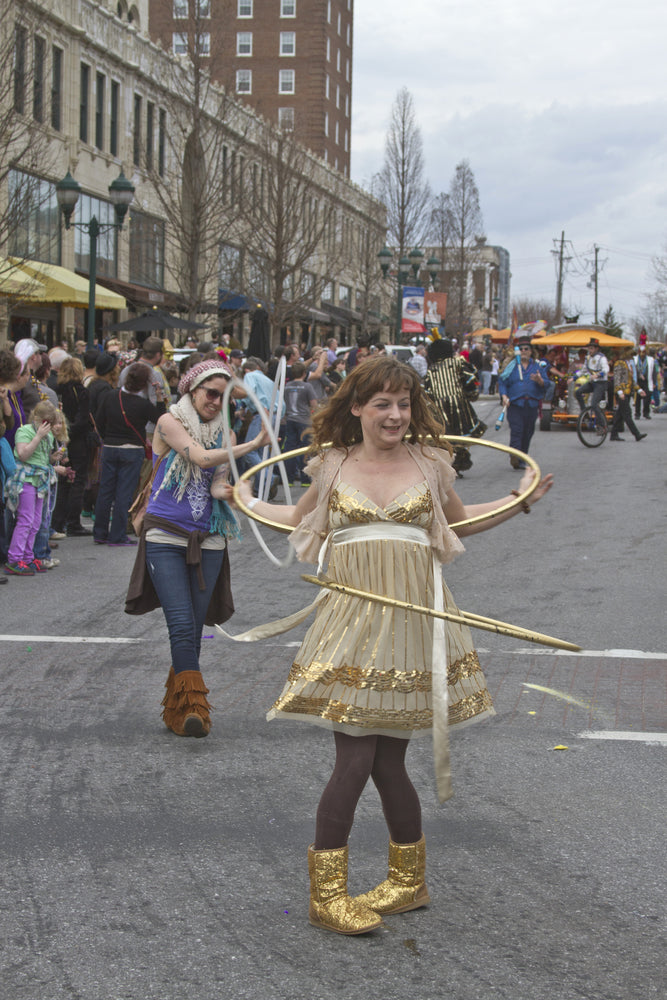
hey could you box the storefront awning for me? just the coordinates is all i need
[0,258,47,298]
[9,259,126,310]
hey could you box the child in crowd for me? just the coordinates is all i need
[4,401,68,576]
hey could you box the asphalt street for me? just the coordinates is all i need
[0,403,665,1000]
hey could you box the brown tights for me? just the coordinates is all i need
[314,731,422,850]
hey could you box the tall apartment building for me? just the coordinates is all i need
[149,0,353,175]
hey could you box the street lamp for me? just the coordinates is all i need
[377,246,440,341]
[56,168,135,347]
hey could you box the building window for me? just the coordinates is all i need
[326,37,330,61]
[280,31,295,55]
[237,31,252,55]
[133,93,142,167]
[110,81,119,157]
[146,102,154,170]
[324,111,328,137]
[75,194,118,277]
[94,73,105,150]
[173,0,188,16]
[158,108,166,176]
[196,32,210,55]
[335,120,339,144]
[346,58,350,81]
[327,0,331,21]
[8,169,60,264]
[280,0,296,16]
[339,283,350,307]
[220,243,242,289]
[236,69,252,94]
[238,0,252,16]
[129,210,165,288]
[344,128,349,152]
[279,69,294,94]
[345,93,349,117]
[195,0,210,16]
[325,75,330,99]
[14,25,27,114]
[336,49,340,71]
[173,33,188,55]
[51,46,62,131]
[33,36,45,123]
[80,64,90,142]
[337,12,341,34]
[322,280,333,303]
[335,84,340,108]
[346,24,350,44]
[278,107,294,131]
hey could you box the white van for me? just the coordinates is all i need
[335,344,416,362]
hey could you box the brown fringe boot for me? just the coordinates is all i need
[161,668,212,737]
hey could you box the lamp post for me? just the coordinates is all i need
[56,168,135,348]
[378,246,440,342]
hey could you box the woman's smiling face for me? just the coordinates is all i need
[191,376,228,422]
[351,384,412,449]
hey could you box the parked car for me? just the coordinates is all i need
[335,344,416,362]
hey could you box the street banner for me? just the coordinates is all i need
[424,292,447,329]
[401,286,425,334]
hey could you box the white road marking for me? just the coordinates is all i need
[0,634,140,644]
[578,730,667,745]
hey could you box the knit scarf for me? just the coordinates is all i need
[158,393,240,541]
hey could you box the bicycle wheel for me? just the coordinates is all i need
[577,406,608,447]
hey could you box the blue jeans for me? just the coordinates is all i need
[283,421,312,482]
[238,412,277,494]
[507,402,538,455]
[145,542,225,673]
[94,446,145,543]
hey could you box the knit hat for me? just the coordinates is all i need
[177,358,233,397]
[95,352,118,376]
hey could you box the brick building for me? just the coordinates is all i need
[148,0,353,176]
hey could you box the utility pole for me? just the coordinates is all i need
[593,244,599,323]
[553,231,566,324]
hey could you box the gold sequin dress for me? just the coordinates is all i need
[267,480,495,739]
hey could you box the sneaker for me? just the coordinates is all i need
[29,559,48,573]
[4,561,35,576]
[635,433,647,441]
[40,558,60,569]
[107,537,138,547]
[50,531,66,540]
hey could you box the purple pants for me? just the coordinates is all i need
[8,483,44,564]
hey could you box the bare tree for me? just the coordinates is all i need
[145,11,247,322]
[437,160,485,336]
[377,88,431,259]
[241,127,341,344]
[630,291,667,343]
[511,296,564,330]
[0,2,57,265]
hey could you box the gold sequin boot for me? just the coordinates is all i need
[161,668,212,737]
[308,844,383,935]
[354,835,430,914]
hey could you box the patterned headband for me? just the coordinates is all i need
[177,358,233,397]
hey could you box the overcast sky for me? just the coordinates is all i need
[350,0,667,329]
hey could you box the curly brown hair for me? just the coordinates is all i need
[310,356,449,453]
[0,349,21,385]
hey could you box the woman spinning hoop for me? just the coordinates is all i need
[226,356,553,935]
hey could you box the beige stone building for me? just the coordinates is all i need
[1,0,384,349]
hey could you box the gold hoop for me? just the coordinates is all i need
[232,437,541,534]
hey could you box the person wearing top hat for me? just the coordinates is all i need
[630,344,656,420]
[574,338,609,413]
[498,333,550,469]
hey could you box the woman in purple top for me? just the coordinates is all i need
[127,359,268,739]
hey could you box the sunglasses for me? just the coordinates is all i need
[200,387,225,402]
[519,345,532,351]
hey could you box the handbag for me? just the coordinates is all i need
[128,454,164,535]
[118,390,152,459]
